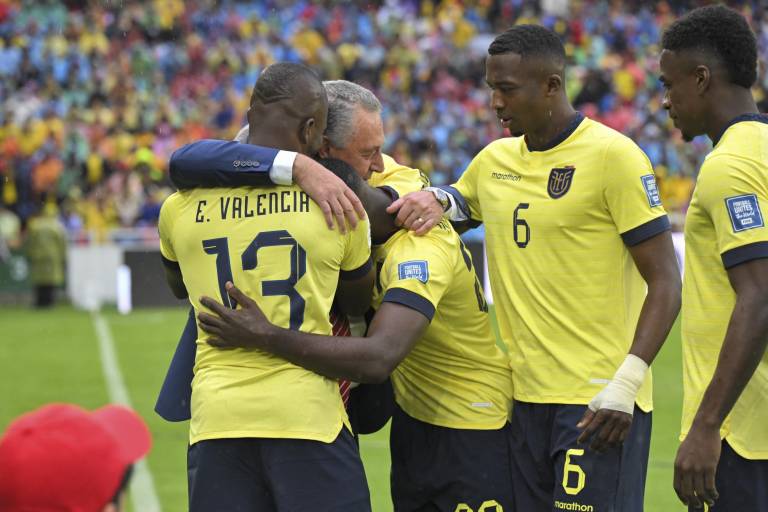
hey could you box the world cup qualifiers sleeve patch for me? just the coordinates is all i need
[398,260,429,283]
[726,194,764,232]
[640,175,662,207]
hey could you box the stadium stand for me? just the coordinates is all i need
[1,0,767,240]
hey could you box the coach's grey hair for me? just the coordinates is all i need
[323,80,381,149]
[233,81,380,147]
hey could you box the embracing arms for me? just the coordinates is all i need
[170,139,365,232]
[197,282,428,383]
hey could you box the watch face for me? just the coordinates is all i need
[435,190,449,209]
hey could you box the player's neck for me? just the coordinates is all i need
[247,130,302,153]
[361,186,398,243]
[525,103,578,152]
[705,90,759,143]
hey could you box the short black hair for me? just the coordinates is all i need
[316,157,398,243]
[316,158,364,194]
[252,62,324,105]
[662,5,757,88]
[488,24,565,65]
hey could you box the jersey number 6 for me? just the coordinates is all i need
[513,203,530,248]
[203,230,307,330]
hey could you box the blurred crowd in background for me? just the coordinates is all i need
[1,0,767,251]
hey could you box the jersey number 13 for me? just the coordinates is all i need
[202,230,306,330]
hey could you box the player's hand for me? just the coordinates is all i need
[293,154,366,234]
[386,190,442,235]
[577,354,647,451]
[576,406,632,452]
[673,424,720,509]
[197,282,273,349]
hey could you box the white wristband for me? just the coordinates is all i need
[588,354,649,415]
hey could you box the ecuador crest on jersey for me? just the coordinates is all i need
[548,166,575,199]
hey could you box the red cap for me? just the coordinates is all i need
[0,403,151,511]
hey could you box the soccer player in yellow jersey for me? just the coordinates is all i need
[197,157,516,512]
[389,25,682,511]
[156,80,425,434]
[163,79,513,509]
[660,6,768,510]
[158,63,374,511]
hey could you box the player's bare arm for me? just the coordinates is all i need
[292,153,366,234]
[198,282,428,383]
[334,265,375,317]
[674,257,768,508]
[578,230,681,451]
[161,258,188,299]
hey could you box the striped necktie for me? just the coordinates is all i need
[329,309,351,408]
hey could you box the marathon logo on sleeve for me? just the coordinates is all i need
[640,175,662,207]
[726,194,764,232]
[398,260,429,283]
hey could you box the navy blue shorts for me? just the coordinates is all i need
[187,428,371,511]
[390,405,515,512]
[688,439,768,511]
[509,400,651,512]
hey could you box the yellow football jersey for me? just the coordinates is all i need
[451,114,669,411]
[681,115,768,459]
[368,154,428,199]
[373,219,513,429]
[158,186,371,444]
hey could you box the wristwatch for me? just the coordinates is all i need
[427,187,451,212]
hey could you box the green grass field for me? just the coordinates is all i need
[0,305,685,511]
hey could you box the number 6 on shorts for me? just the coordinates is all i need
[562,448,586,495]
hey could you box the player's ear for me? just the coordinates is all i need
[695,64,711,94]
[317,135,332,158]
[298,117,316,147]
[546,73,562,96]
[245,108,255,133]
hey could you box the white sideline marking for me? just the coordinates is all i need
[92,312,162,512]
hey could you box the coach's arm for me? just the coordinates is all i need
[170,139,365,232]
[197,282,428,383]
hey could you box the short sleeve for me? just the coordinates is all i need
[371,155,428,200]
[379,234,453,321]
[602,136,670,245]
[340,217,372,280]
[449,150,484,223]
[158,193,180,263]
[697,155,768,268]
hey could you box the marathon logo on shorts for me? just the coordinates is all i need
[726,194,764,232]
[548,166,575,199]
[398,260,429,283]
[640,175,662,207]
[555,501,594,511]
